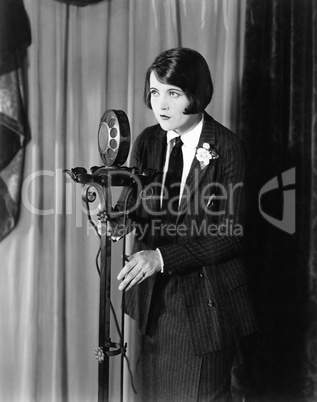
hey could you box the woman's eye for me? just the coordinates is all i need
[170,91,180,98]
[150,90,158,96]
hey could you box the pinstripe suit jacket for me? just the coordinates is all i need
[118,112,257,355]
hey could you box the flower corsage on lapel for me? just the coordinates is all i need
[196,142,220,169]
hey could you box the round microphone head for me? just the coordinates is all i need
[98,109,131,166]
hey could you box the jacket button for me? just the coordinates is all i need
[167,270,173,275]
[199,273,204,278]
[207,299,215,307]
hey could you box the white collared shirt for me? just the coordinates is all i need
[160,117,204,206]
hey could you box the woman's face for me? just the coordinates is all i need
[149,72,202,134]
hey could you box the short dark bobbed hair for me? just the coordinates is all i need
[144,47,213,114]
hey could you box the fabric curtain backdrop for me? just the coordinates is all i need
[0,0,31,241]
[0,0,247,401]
[238,0,317,401]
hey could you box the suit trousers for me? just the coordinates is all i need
[134,274,236,402]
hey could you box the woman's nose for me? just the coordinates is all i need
[159,95,169,110]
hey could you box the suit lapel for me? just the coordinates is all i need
[178,113,218,218]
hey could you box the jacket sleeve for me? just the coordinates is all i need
[158,133,247,273]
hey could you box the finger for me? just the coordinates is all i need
[117,254,137,280]
[119,269,146,292]
[118,267,138,291]
[117,259,136,281]
[125,271,146,291]
[118,258,144,290]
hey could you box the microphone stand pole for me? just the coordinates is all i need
[64,164,157,402]
[98,204,112,402]
[65,167,125,402]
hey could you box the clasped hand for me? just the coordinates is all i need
[117,250,161,291]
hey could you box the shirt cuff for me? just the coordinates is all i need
[156,248,164,273]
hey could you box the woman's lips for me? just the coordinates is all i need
[160,115,170,120]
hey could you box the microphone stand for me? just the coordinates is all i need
[64,165,158,402]
[64,166,132,402]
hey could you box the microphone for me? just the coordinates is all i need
[98,109,131,167]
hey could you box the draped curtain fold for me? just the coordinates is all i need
[239,0,317,400]
[0,0,31,241]
[0,1,247,401]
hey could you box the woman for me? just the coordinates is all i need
[105,47,257,401]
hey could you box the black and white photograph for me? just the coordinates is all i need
[0,0,316,401]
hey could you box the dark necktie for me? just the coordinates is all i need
[162,136,183,218]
